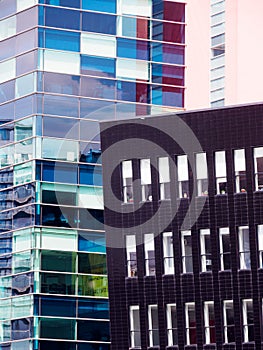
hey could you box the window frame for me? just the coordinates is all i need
[122,160,133,203]
[158,156,171,200]
[126,235,137,277]
[238,226,251,270]
[185,302,196,345]
[177,154,189,198]
[140,158,152,202]
[167,303,178,346]
[148,304,159,347]
[242,299,254,343]
[130,305,141,348]
[181,230,193,273]
[223,300,235,343]
[204,301,216,344]
[219,227,231,271]
[254,147,263,191]
[163,232,174,275]
[144,233,155,276]
[215,150,227,194]
[200,229,212,272]
[234,149,246,193]
[195,152,208,197]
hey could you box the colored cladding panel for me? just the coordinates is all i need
[152,85,184,107]
[152,63,185,86]
[82,0,116,13]
[45,7,80,30]
[81,55,116,78]
[41,0,81,8]
[82,12,116,35]
[117,38,149,60]
[45,29,80,52]
[78,231,106,253]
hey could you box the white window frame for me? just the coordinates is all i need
[200,229,212,272]
[167,304,178,346]
[254,147,263,191]
[181,230,193,273]
[122,160,133,203]
[215,151,227,194]
[204,301,215,344]
[140,159,152,202]
[258,225,263,268]
[185,302,196,345]
[130,305,141,348]
[238,226,251,270]
[177,155,189,198]
[219,227,231,270]
[126,235,137,277]
[234,149,246,193]
[158,157,170,200]
[196,153,208,196]
[163,232,174,275]
[148,304,159,347]
[223,300,235,343]
[242,299,254,343]
[144,233,155,276]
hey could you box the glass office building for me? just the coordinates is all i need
[0,0,185,349]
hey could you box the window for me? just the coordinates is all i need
[238,226,250,269]
[215,151,227,194]
[145,233,155,276]
[223,300,235,343]
[81,33,116,58]
[219,228,231,270]
[242,299,254,342]
[204,301,216,344]
[177,155,189,198]
[126,235,137,277]
[185,302,196,345]
[181,230,193,273]
[163,232,174,274]
[148,305,159,347]
[200,229,212,272]
[196,153,208,196]
[234,149,246,193]
[140,159,152,202]
[167,304,178,346]
[130,305,141,348]
[158,157,170,200]
[122,160,133,203]
[258,225,263,268]
[254,147,263,191]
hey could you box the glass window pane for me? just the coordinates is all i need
[121,0,151,17]
[44,0,80,8]
[78,253,107,274]
[11,296,33,319]
[14,162,34,185]
[82,12,116,35]
[43,116,79,139]
[81,55,115,78]
[81,33,116,58]
[40,296,76,317]
[117,38,148,60]
[80,76,115,100]
[45,7,80,30]
[78,275,108,297]
[78,299,109,319]
[17,0,37,11]
[45,29,80,52]
[0,59,16,84]
[15,73,36,98]
[78,186,103,210]
[42,138,78,162]
[116,58,148,81]
[41,228,77,251]
[41,273,76,295]
[0,16,16,41]
[77,320,110,342]
[44,50,80,75]
[82,0,116,13]
[41,250,76,273]
[151,42,185,65]
[78,231,106,253]
[40,317,75,340]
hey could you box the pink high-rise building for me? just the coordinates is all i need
[185,0,263,110]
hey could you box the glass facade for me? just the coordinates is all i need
[0,0,185,348]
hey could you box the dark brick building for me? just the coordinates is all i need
[100,104,263,350]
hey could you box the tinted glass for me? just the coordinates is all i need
[45,29,80,52]
[152,64,184,86]
[78,209,104,230]
[81,55,115,78]
[78,231,106,253]
[79,165,102,186]
[43,115,79,139]
[117,38,148,60]
[80,76,115,100]
[44,0,80,8]
[40,317,75,339]
[41,273,76,295]
[78,299,109,319]
[45,7,80,30]
[40,296,76,317]
[82,0,116,13]
[41,250,76,272]
[82,12,116,35]
[78,253,107,274]
[77,320,110,341]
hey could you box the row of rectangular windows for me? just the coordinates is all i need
[130,298,255,347]
[126,225,263,276]
[122,147,263,203]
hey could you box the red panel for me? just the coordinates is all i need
[137,17,148,39]
[163,1,185,22]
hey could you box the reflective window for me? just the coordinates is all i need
[40,317,75,340]
[78,231,106,253]
[15,73,36,98]
[152,63,184,86]
[140,159,152,202]
[13,251,31,274]
[0,80,15,104]
[78,299,109,319]
[242,299,254,342]
[81,55,115,78]
[42,0,80,8]
[78,275,108,297]
[122,160,133,203]
[116,58,148,81]
[43,116,79,139]
[43,94,79,117]
[17,0,37,11]
[119,16,149,39]
[77,320,110,341]
[44,50,80,75]
[41,228,77,251]
[42,138,78,162]
[0,0,16,19]
[82,12,116,35]
[79,164,102,186]
[151,43,185,65]
[120,0,151,17]
[45,7,80,30]
[41,250,76,273]
[42,161,78,184]
[0,16,16,41]
[204,301,215,344]
[185,302,196,345]
[117,81,148,103]
[82,0,116,13]
[14,162,34,185]
[0,59,16,84]
[40,296,76,317]
[80,76,115,100]
[78,208,104,231]
[151,85,184,107]
[41,272,76,295]
[17,7,38,33]
[11,296,33,319]
[78,252,107,274]
[41,205,77,228]
[45,29,80,52]
[16,50,37,76]
[145,233,155,276]
[130,306,141,348]
[117,38,148,60]
[80,98,115,120]
[167,304,178,346]
[126,235,137,277]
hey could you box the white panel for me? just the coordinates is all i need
[81,33,116,58]
[196,153,208,179]
[211,77,225,90]
[121,0,151,17]
[158,157,170,183]
[41,232,77,251]
[211,22,225,37]
[116,58,148,80]
[17,0,37,11]
[79,187,103,210]
[234,149,246,172]
[211,88,224,101]
[145,233,154,252]
[44,50,80,75]
[210,66,225,80]
[211,1,225,15]
[0,16,16,41]
[215,151,226,177]
[254,147,263,158]
[122,160,132,178]
[141,158,151,184]
[126,235,136,253]
[211,55,225,70]
[258,225,263,251]
[177,155,188,181]
[0,58,16,84]
[15,73,36,98]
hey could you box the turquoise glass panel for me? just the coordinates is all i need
[81,55,115,78]
[82,0,116,13]
[45,29,80,52]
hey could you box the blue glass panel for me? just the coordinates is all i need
[80,98,115,120]
[117,38,148,60]
[81,55,115,78]
[0,233,12,254]
[81,76,115,100]
[11,318,32,340]
[79,144,101,163]
[13,205,35,230]
[43,115,79,139]
[40,318,75,340]
[43,95,79,118]
[82,0,116,13]
[78,344,110,350]
[79,165,102,186]
[82,12,116,35]
[78,209,104,230]
[44,72,80,96]
[15,95,35,119]
[45,7,80,30]
[151,42,185,65]
[12,273,34,296]
[41,205,78,228]
[78,299,109,319]
[0,254,12,276]
[78,231,106,253]
[43,0,80,8]
[0,80,15,104]
[42,161,78,184]
[152,85,184,107]
[39,341,76,350]
[41,296,76,317]
[45,29,80,52]
[77,320,110,341]
[116,81,136,102]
